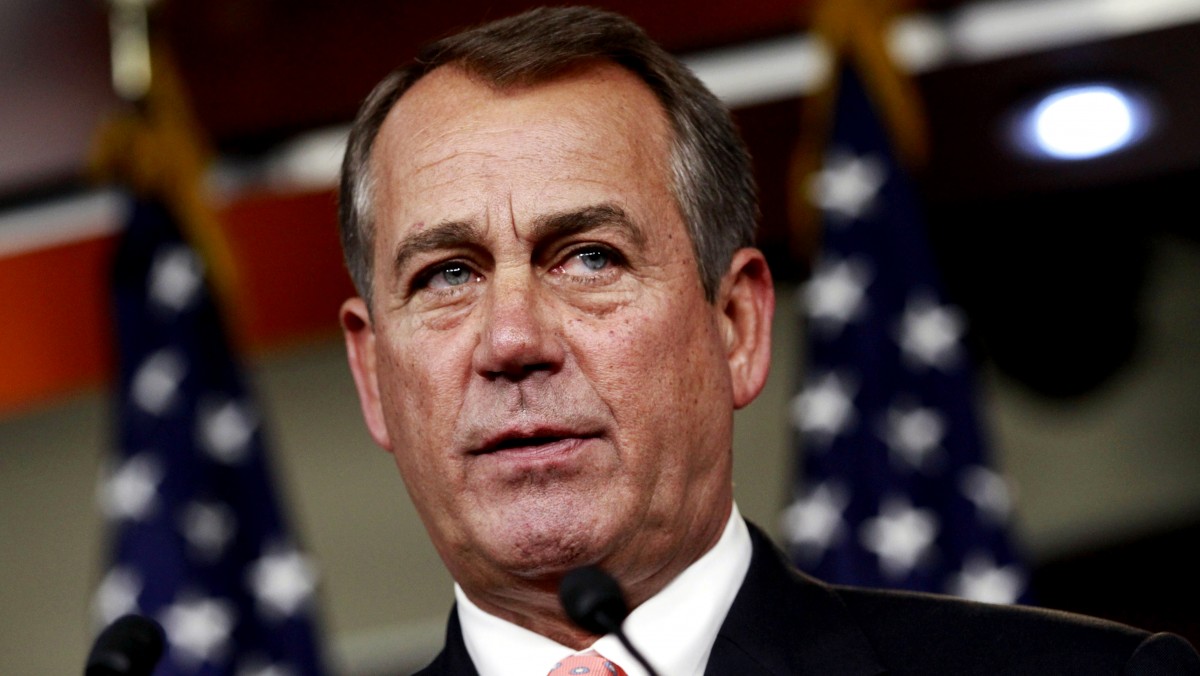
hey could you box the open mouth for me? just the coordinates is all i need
[489,435,570,452]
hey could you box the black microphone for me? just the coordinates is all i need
[560,566,660,676]
[85,614,166,676]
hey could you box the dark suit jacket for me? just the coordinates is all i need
[415,523,1200,675]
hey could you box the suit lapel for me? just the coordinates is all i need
[705,523,887,676]
[414,606,480,676]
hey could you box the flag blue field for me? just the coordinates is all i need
[95,197,327,675]
[784,65,1031,604]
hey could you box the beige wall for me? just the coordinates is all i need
[3,234,1199,675]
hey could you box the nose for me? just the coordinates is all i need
[472,272,565,380]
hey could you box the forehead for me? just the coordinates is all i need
[368,62,677,234]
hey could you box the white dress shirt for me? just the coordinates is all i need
[455,503,752,676]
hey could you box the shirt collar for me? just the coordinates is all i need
[456,504,752,676]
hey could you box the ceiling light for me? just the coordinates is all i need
[1013,83,1152,160]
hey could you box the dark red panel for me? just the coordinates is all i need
[0,236,117,415]
[221,188,355,349]
[162,0,814,144]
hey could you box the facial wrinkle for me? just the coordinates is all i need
[508,191,519,243]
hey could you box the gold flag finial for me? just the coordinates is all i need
[108,0,158,103]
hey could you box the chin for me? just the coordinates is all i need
[478,500,626,577]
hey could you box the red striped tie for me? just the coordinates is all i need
[547,650,628,676]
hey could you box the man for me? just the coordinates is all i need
[338,7,1199,675]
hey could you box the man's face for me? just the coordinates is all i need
[342,63,770,601]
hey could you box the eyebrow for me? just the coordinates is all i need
[389,203,647,277]
[529,203,647,249]
[390,220,483,278]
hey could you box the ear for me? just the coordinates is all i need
[340,297,394,450]
[715,248,775,410]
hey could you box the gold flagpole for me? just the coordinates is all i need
[788,0,929,264]
[92,0,242,326]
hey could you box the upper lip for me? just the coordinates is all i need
[470,425,598,455]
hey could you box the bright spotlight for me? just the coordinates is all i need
[1014,84,1151,161]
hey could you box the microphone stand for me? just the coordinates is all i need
[560,566,661,676]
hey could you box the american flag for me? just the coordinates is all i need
[783,65,1031,604]
[94,197,328,675]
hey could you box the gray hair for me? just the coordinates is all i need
[339,6,758,307]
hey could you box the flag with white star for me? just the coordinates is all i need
[783,64,1031,605]
[97,197,327,674]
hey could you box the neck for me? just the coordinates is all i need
[466,576,599,649]
[458,505,732,649]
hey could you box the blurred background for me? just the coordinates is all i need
[2,0,1199,673]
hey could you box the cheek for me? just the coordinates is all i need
[374,334,469,513]
[574,297,726,429]
[374,330,466,445]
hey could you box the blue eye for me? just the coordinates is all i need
[420,262,477,291]
[577,249,610,271]
[555,246,624,280]
[438,264,473,286]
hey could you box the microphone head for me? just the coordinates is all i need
[85,614,166,676]
[559,566,629,635]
